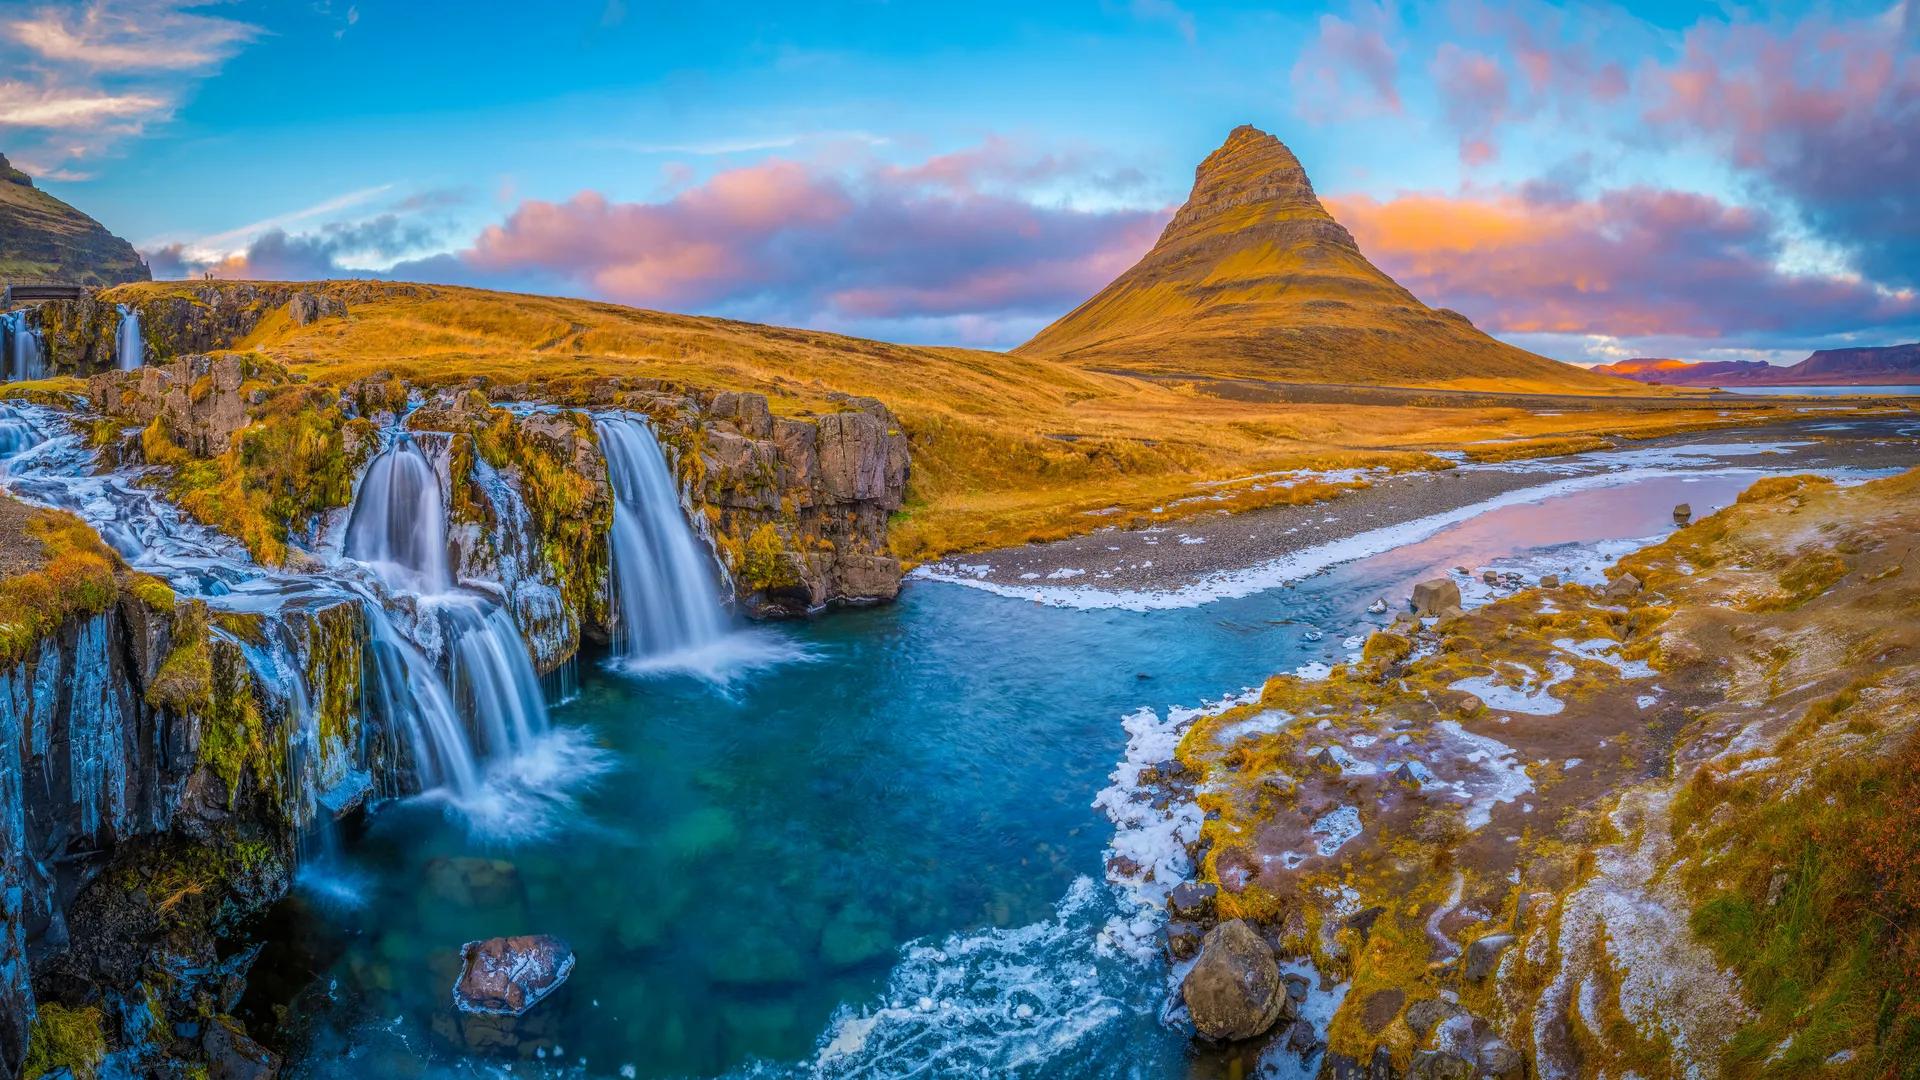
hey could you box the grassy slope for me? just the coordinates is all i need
[0,157,148,286]
[96,278,1848,562]
[1017,127,1636,394]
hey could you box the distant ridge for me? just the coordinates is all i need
[1595,343,1920,386]
[1017,125,1626,392]
[0,153,149,288]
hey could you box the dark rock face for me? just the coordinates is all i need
[1180,918,1288,1042]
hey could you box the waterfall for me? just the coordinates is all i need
[442,599,550,758]
[596,416,727,661]
[363,607,480,796]
[114,304,144,371]
[1,311,46,382]
[342,434,452,594]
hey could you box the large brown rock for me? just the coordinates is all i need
[1180,918,1288,1042]
[453,934,575,1016]
[1410,578,1462,617]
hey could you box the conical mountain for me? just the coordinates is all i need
[0,153,150,287]
[1018,126,1622,391]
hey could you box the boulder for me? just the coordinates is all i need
[1604,572,1643,601]
[1435,604,1465,623]
[203,1015,279,1080]
[1410,579,1462,617]
[1539,573,1561,588]
[1404,996,1466,1040]
[1409,1049,1475,1080]
[1180,919,1287,1041]
[1165,921,1203,961]
[709,391,774,439]
[1481,570,1499,586]
[452,935,575,1016]
[1168,880,1218,920]
[1479,1042,1526,1079]
[1673,502,1692,524]
[285,291,347,326]
[1515,891,1555,934]
[1464,933,1514,982]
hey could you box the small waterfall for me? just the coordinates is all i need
[1,311,47,382]
[363,607,481,796]
[342,434,452,594]
[596,416,727,661]
[114,304,144,371]
[442,599,550,758]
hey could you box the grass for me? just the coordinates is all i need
[91,278,1877,563]
[0,507,125,663]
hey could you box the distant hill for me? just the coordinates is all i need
[1595,343,1920,386]
[0,153,149,288]
[1016,125,1628,393]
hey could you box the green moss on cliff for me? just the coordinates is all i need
[0,508,121,664]
[22,1002,107,1079]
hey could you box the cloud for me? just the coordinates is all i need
[150,141,1169,349]
[148,214,443,280]
[0,0,260,169]
[1290,4,1402,121]
[1327,186,1920,349]
[1429,43,1509,164]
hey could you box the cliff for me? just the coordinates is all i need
[0,156,149,288]
[1017,126,1628,392]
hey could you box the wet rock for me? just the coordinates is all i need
[1168,880,1218,920]
[1673,502,1692,524]
[1408,1049,1474,1080]
[1604,572,1643,601]
[452,935,575,1016]
[1404,997,1465,1041]
[1283,972,1310,1004]
[1367,597,1389,614]
[1180,919,1287,1042]
[1410,578,1462,617]
[1435,604,1465,623]
[1464,933,1514,982]
[1165,921,1203,961]
[1283,1017,1320,1054]
[203,1014,279,1080]
[1540,573,1561,588]
[1481,570,1500,586]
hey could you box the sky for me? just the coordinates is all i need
[1,0,1916,365]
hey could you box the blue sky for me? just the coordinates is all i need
[3,0,1917,362]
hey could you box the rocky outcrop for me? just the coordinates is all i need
[88,354,251,457]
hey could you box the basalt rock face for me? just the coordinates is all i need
[89,354,251,457]
[1017,125,1620,390]
[631,385,909,617]
[0,585,370,1077]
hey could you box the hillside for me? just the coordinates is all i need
[1597,343,1920,387]
[0,154,149,287]
[70,279,1806,562]
[1016,126,1630,393]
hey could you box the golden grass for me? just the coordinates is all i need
[96,279,1885,562]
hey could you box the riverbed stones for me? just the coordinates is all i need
[1181,919,1288,1041]
[424,857,523,910]
[1410,578,1462,617]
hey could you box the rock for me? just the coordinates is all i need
[1479,1042,1526,1079]
[1464,933,1514,982]
[709,391,774,439]
[204,1015,279,1080]
[1360,988,1405,1034]
[1168,880,1218,920]
[286,291,347,326]
[1370,1046,1400,1079]
[1344,905,1387,943]
[1283,1017,1320,1053]
[1408,1049,1475,1080]
[452,935,575,1016]
[1165,921,1203,961]
[1604,572,1643,601]
[1367,597,1389,614]
[1673,502,1692,524]
[1390,762,1420,787]
[818,903,895,971]
[424,857,523,910]
[1540,573,1561,588]
[1435,604,1465,623]
[1404,997,1466,1040]
[1180,919,1287,1042]
[1410,578,1462,617]
[1283,972,1309,1003]
[1481,570,1499,585]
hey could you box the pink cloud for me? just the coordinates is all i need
[1430,43,1510,164]
[1291,5,1402,121]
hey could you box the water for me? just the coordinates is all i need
[597,416,729,664]
[1,311,47,382]
[260,468,1805,1080]
[1725,384,1920,396]
[115,303,144,371]
[344,433,454,595]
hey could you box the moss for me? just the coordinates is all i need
[146,600,214,716]
[304,603,363,756]
[22,1002,106,1080]
[473,406,611,628]
[737,523,801,591]
[126,572,176,613]
[0,509,121,664]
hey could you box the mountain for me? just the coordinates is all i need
[1016,125,1626,392]
[1595,343,1920,387]
[0,154,150,288]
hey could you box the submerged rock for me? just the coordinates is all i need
[452,935,575,1016]
[1180,919,1288,1042]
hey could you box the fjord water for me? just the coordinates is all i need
[264,468,1790,1080]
